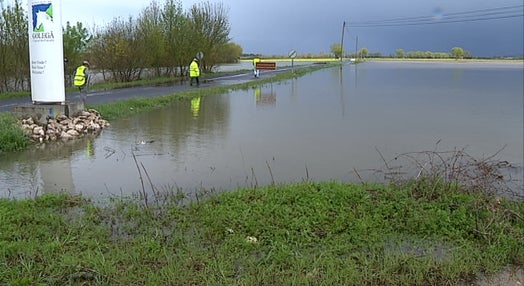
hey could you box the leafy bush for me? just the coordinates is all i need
[0,113,29,154]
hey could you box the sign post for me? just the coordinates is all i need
[288,49,297,73]
[28,0,65,103]
[196,51,204,61]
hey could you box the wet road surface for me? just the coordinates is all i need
[0,65,308,112]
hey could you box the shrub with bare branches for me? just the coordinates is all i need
[359,145,523,200]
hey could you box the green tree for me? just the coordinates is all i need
[451,47,464,60]
[330,43,343,59]
[63,21,92,86]
[90,17,145,82]
[216,42,242,64]
[0,0,29,92]
[188,1,231,72]
[137,1,166,77]
[358,47,368,59]
[395,49,405,58]
[161,0,190,76]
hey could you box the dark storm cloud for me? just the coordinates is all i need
[223,0,523,57]
[8,0,523,57]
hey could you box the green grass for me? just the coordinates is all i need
[0,91,31,101]
[1,181,522,285]
[0,113,30,154]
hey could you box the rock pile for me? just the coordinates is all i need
[20,109,110,142]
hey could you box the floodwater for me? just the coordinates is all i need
[1,61,523,199]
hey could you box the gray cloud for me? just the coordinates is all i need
[8,0,523,57]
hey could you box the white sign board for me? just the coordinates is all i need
[28,0,65,103]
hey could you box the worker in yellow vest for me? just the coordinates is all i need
[189,58,200,86]
[253,57,260,78]
[74,60,90,104]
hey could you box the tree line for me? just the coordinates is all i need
[0,0,242,92]
[331,43,472,60]
[394,47,472,59]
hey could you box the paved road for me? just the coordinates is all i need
[0,65,302,112]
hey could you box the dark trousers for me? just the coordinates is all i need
[190,76,200,86]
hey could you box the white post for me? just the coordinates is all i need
[28,0,65,103]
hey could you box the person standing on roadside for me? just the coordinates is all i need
[74,60,90,104]
[189,58,200,86]
[253,56,260,78]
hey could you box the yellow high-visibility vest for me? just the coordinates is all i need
[189,60,200,77]
[74,65,87,87]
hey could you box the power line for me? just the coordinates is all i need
[354,5,523,24]
[349,4,523,25]
[441,4,523,17]
[351,14,523,27]
[348,4,523,27]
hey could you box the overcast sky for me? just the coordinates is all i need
[6,0,524,57]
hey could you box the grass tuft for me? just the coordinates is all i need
[0,113,30,154]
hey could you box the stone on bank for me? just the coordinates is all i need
[20,109,110,142]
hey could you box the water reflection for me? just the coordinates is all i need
[0,139,90,197]
[40,159,74,194]
[1,62,522,199]
[338,65,347,117]
[255,86,277,107]
[191,97,201,118]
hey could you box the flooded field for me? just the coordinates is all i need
[1,61,522,198]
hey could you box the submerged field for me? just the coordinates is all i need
[1,60,522,284]
[1,180,522,285]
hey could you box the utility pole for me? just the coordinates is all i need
[340,21,346,64]
[355,36,359,61]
